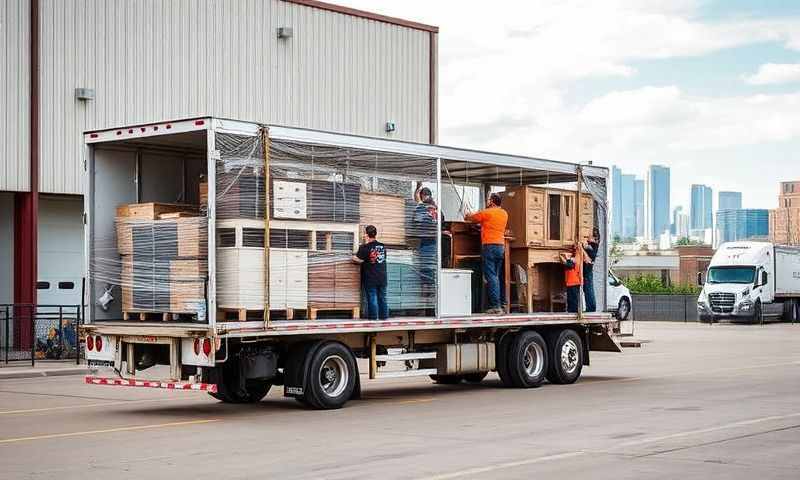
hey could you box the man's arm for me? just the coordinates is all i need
[465,209,486,223]
[351,255,364,264]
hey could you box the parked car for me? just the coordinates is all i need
[607,271,632,320]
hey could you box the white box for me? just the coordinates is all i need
[440,269,472,316]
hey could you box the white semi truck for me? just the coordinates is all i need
[80,117,620,409]
[697,241,800,323]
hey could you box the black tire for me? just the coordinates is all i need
[699,315,713,324]
[753,301,763,324]
[495,332,516,387]
[617,297,631,321]
[506,331,548,388]
[208,360,271,403]
[303,341,357,410]
[545,329,583,385]
[782,300,798,322]
[463,372,489,384]
[430,374,464,384]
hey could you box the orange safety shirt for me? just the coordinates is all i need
[564,249,584,287]
[467,207,508,245]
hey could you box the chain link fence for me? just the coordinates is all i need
[1,304,83,366]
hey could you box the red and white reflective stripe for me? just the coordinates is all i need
[85,376,217,393]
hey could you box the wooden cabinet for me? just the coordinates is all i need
[510,248,567,313]
[503,186,594,249]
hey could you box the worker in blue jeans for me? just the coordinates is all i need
[352,225,388,320]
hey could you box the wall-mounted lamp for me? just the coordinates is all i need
[277,27,293,39]
[75,88,95,101]
[385,121,396,133]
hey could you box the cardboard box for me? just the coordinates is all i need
[115,202,197,220]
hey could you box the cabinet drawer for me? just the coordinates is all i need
[526,225,544,244]
[527,191,544,209]
[273,205,307,219]
[527,210,544,225]
[274,180,307,197]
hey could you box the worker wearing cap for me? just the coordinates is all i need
[465,193,509,315]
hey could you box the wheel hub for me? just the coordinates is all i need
[523,342,544,377]
[318,355,348,397]
[560,340,579,374]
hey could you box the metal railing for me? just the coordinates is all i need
[1,304,84,366]
[630,294,701,322]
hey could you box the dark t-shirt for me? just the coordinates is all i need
[583,241,599,276]
[356,240,387,287]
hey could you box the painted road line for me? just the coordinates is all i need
[615,411,800,448]
[0,396,190,415]
[0,419,220,445]
[416,451,586,480]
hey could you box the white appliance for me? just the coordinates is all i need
[440,269,472,316]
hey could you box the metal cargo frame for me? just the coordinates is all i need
[83,117,611,341]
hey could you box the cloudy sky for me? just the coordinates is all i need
[338,0,800,212]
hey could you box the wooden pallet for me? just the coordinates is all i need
[308,306,360,320]
[123,311,170,321]
[217,308,298,322]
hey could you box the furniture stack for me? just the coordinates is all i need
[501,186,595,313]
[115,203,207,320]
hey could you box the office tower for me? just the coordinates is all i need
[646,165,670,241]
[634,179,645,237]
[718,191,742,211]
[690,184,713,230]
[717,209,769,244]
[620,174,636,238]
[612,166,623,238]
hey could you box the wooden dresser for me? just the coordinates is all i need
[502,186,594,248]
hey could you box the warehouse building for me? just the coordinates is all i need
[0,0,438,310]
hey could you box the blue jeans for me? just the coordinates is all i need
[566,286,581,313]
[365,285,389,320]
[418,240,437,286]
[482,244,504,309]
[583,270,596,312]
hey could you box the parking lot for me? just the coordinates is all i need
[0,322,798,479]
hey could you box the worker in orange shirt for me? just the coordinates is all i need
[465,193,509,314]
[559,242,585,313]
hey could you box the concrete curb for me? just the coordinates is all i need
[0,367,88,380]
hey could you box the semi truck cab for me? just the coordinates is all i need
[697,242,781,322]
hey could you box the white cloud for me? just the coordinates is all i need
[745,63,800,85]
[334,0,800,208]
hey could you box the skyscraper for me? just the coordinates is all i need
[672,206,683,235]
[690,184,713,230]
[716,209,769,245]
[611,166,623,238]
[718,191,742,211]
[646,165,670,241]
[621,174,637,238]
[634,179,645,237]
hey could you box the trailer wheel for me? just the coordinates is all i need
[506,331,548,388]
[545,329,583,385]
[495,332,516,387]
[430,374,464,384]
[463,372,488,384]
[208,361,271,403]
[303,341,357,410]
[782,299,798,322]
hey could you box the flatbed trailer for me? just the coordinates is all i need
[80,117,619,409]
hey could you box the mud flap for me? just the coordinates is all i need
[588,326,623,353]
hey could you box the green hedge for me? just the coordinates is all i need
[623,274,700,295]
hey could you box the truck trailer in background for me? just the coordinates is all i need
[80,117,619,409]
[698,241,800,323]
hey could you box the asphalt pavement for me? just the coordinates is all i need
[0,322,798,479]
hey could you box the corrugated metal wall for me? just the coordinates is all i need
[0,0,31,192]
[38,0,431,195]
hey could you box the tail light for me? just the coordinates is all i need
[95,336,103,351]
[86,335,94,351]
[193,338,200,355]
[202,338,212,356]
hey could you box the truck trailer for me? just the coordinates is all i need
[698,241,800,323]
[80,117,620,409]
